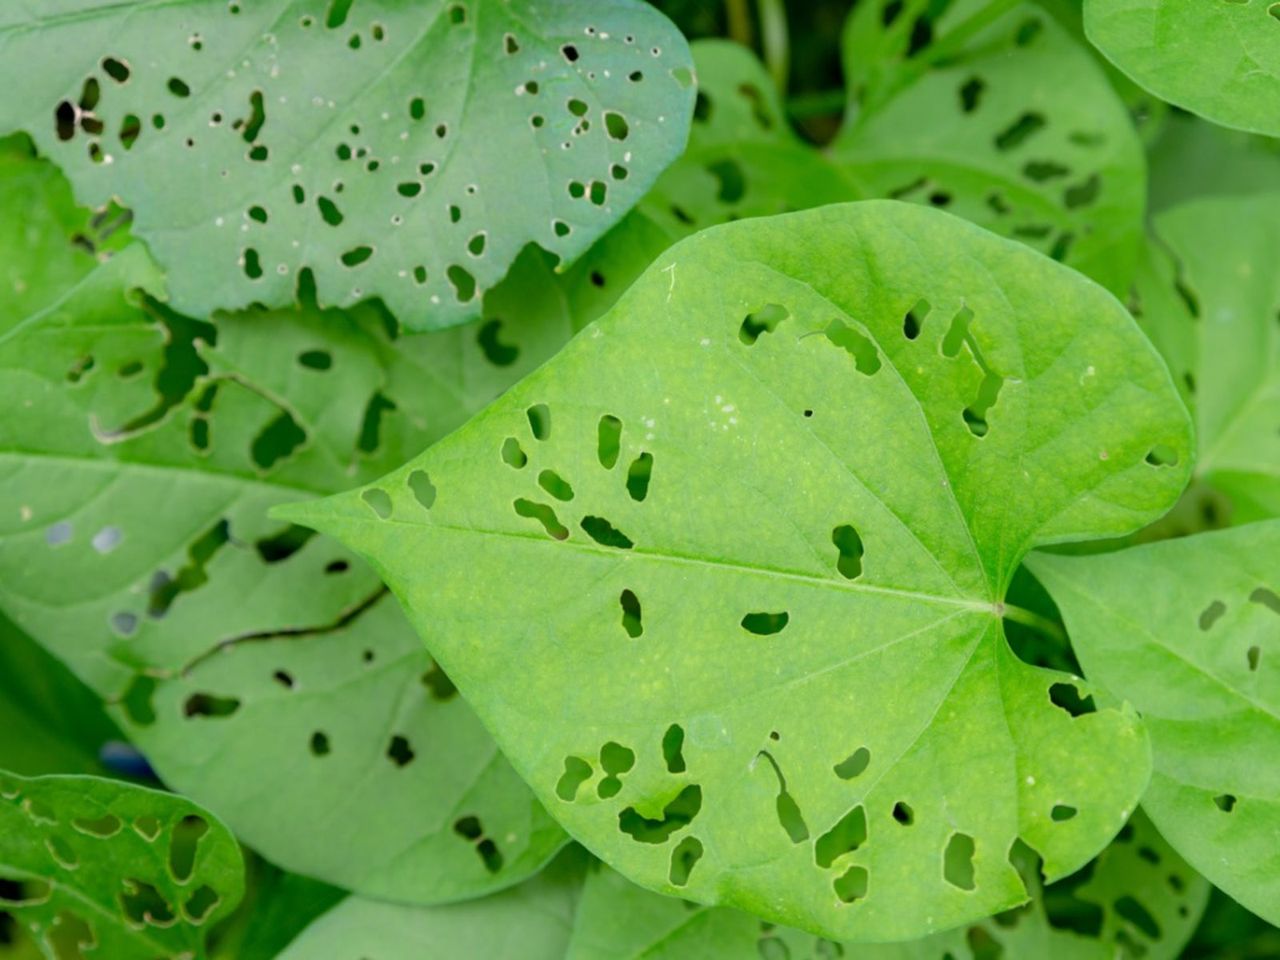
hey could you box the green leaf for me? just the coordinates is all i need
[0,150,570,901]
[281,201,1192,941]
[0,610,121,778]
[1130,194,1280,526]
[567,811,1208,959]
[1147,114,1280,214]
[0,770,244,960]
[275,848,588,960]
[583,8,1149,305]
[1084,0,1280,138]
[1028,521,1280,927]
[0,0,695,330]
[831,0,1146,294]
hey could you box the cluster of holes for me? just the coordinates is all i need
[453,815,503,873]
[503,406,652,552]
[1197,586,1277,674]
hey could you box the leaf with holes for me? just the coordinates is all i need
[0,0,694,329]
[1084,0,1280,138]
[566,810,1208,960]
[280,201,1193,941]
[1130,194,1280,526]
[0,770,243,960]
[276,848,587,960]
[0,148,574,902]
[1029,521,1280,927]
[830,0,1146,294]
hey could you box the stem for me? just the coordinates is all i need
[1002,604,1068,645]
[726,0,753,47]
[758,0,789,94]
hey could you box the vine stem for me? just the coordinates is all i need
[726,0,753,47]
[1001,603,1068,644]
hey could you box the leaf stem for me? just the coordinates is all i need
[726,0,753,47]
[1001,603,1068,644]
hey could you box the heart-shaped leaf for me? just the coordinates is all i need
[1084,0,1280,137]
[281,201,1192,940]
[1029,521,1280,926]
[0,0,694,329]
[0,146,572,902]
[1130,194,1280,525]
[0,770,244,960]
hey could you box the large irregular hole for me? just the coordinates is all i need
[408,470,437,509]
[669,836,703,886]
[527,403,551,440]
[742,611,789,636]
[618,785,702,843]
[834,865,869,904]
[597,414,622,468]
[362,488,393,519]
[556,757,593,801]
[620,589,643,638]
[832,525,864,580]
[251,409,306,470]
[476,319,518,367]
[815,805,866,868]
[537,469,574,502]
[626,452,653,502]
[514,499,568,540]
[824,319,881,375]
[834,747,870,780]
[759,752,809,843]
[943,832,976,890]
[739,304,788,345]
[662,724,686,774]
[183,693,240,718]
[1049,682,1096,717]
[581,516,633,549]
[167,816,208,882]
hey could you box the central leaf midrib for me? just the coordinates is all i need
[349,514,990,612]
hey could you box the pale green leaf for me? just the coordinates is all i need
[0,770,244,960]
[832,0,1146,293]
[0,0,694,330]
[1084,0,1280,137]
[1131,194,1280,526]
[1028,521,1280,926]
[1147,114,1280,213]
[274,848,588,960]
[566,811,1208,960]
[282,202,1192,941]
[0,150,570,901]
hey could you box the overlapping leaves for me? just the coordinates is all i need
[0,141,570,902]
[0,0,695,329]
[284,201,1192,940]
[1030,522,1280,926]
[0,771,244,960]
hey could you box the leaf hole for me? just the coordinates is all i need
[597,414,622,468]
[740,303,788,345]
[815,805,866,868]
[514,499,568,540]
[619,785,703,843]
[626,452,653,501]
[1249,587,1280,615]
[620,589,643,638]
[527,403,551,440]
[1145,445,1179,467]
[824,319,881,375]
[387,734,415,767]
[831,524,864,580]
[310,731,330,756]
[538,469,574,501]
[959,76,984,113]
[581,516,633,549]
[1198,600,1226,630]
[556,757,593,801]
[834,865,868,904]
[72,814,122,838]
[833,747,870,780]
[943,832,976,890]
[742,611,789,635]
[1048,682,1095,717]
[669,836,703,886]
[1213,793,1237,812]
[408,470,437,509]
[362,488,393,519]
[994,111,1046,152]
[168,815,208,883]
[663,724,686,774]
[892,801,914,825]
[502,437,528,468]
[1051,804,1077,822]
[183,693,240,718]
